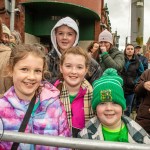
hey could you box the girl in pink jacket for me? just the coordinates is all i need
[54,46,94,138]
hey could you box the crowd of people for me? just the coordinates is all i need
[0,16,150,149]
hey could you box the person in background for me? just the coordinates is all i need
[98,29,125,73]
[0,17,2,39]
[87,41,100,62]
[133,45,148,112]
[48,16,102,84]
[54,46,94,138]
[10,30,22,47]
[1,23,11,46]
[135,69,150,135]
[78,68,150,143]
[0,44,70,150]
[121,44,144,117]
[134,45,148,70]
[0,18,12,97]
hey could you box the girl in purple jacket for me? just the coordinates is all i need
[0,44,70,150]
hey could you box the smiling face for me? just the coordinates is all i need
[96,102,122,129]
[60,53,88,90]
[55,25,76,53]
[11,54,44,100]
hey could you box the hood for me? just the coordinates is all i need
[51,16,79,58]
[2,24,11,37]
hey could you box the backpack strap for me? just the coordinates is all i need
[11,95,36,150]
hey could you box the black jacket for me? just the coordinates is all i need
[121,55,144,94]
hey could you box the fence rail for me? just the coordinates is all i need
[0,130,149,150]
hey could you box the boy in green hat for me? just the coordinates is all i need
[78,68,150,144]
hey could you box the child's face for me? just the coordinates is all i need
[96,102,122,129]
[56,25,76,53]
[11,54,44,100]
[60,53,87,90]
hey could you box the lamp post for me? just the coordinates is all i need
[131,0,144,46]
[125,36,131,46]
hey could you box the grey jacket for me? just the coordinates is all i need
[99,47,125,73]
[78,115,150,144]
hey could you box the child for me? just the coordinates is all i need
[0,19,12,97]
[0,44,70,150]
[78,68,150,144]
[48,16,102,84]
[54,46,94,138]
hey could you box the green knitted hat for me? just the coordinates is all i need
[92,68,126,111]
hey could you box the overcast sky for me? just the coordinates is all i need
[105,0,150,50]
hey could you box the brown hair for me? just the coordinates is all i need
[6,44,49,80]
[87,41,100,62]
[87,41,99,53]
[60,46,90,68]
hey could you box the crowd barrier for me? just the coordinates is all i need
[0,130,149,150]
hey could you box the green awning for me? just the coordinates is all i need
[21,0,100,20]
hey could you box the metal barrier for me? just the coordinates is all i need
[0,130,150,150]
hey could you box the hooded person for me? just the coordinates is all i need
[98,29,125,73]
[0,23,12,97]
[48,16,103,84]
[78,68,150,144]
[1,24,11,45]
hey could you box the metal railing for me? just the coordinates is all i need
[0,131,150,150]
